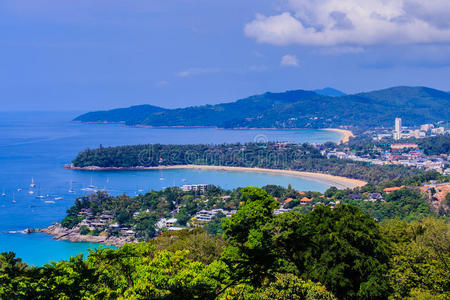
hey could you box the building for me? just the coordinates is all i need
[383,186,405,194]
[194,209,235,222]
[182,184,210,193]
[273,208,292,215]
[420,124,434,131]
[394,117,402,140]
[431,127,445,135]
[391,143,418,150]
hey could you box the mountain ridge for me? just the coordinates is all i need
[74,86,450,129]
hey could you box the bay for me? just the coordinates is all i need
[0,111,341,265]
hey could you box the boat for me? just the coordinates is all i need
[30,177,36,188]
[17,188,22,192]
[88,177,97,189]
[28,190,34,195]
[2,189,5,197]
[54,197,64,200]
[182,178,187,182]
[36,195,45,199]
[12,193,16,203]
[44,200,55,204]
[68,181,75,193]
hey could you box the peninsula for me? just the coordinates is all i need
[69,142,422,185]
[74,86,450,130]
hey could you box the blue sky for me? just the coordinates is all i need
[1,0,449,111]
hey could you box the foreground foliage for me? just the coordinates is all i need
[1,187,449,299]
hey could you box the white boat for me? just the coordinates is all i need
[88,177,97,189]
[17,188,22,192]
[54,197,64,200]
[68,181,75,193]
[1,189,5,197]
[30,177,36,188]
[44,200,56,204]
[36,195,45,199]
[28,190,34,195]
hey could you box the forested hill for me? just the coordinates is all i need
[74,104,167,123]
[74,86,450,129]
[71,142,423,185]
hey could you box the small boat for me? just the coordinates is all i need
[44,200,55,204]
[182,178,187,182]
[36,195,45,199]
[54,197,64,200]
[88,177,97,189]
[17,188,22,192]
[68,181,75,193]
[159,177,165,181]
[30,177,36,188]
[12,193,16,203]
[2,189,6,197]
[28,190,34,195]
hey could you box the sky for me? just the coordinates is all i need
[1,0,450,111]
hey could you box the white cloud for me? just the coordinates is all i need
[177,68,221,77]
[244,0,450,46]
[319,46,365,55]
[280,54,299,67]
[155,80,169,87]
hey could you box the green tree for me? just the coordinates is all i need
[271,204,391,299]
[221,187,279,286]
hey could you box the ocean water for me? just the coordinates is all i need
[0,111,341,266]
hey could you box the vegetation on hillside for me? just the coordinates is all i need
[74,86,450,129]
[72,142,424,185]
[1,187,448,299]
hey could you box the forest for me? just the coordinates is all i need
[72,142,423,185]
[1,187,448,299]
[74,86,450,130]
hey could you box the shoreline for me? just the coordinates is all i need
[25,223,133,247]
[66,164,367,189]
[74,121,353,144]
[322,128,354,144]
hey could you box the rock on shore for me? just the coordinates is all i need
[27,223,134,247]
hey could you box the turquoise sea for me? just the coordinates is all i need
[0,111,341,266]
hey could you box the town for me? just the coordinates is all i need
[322,117,450,175]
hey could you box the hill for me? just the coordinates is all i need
[314,87,346,97]
[74,86,450,129]
[74,104,167,123]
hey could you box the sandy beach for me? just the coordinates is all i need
[66,164,367,189]
[322,128,354,144]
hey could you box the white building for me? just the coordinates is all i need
[182,184,210,193]
[194,209,235,222]
[394,117,402,140]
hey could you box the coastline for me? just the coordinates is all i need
[322,128,354,144]
[66,164,367,189]
[74,121,353,145]
[26,223,133,247]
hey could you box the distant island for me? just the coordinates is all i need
[74,86,450,130]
